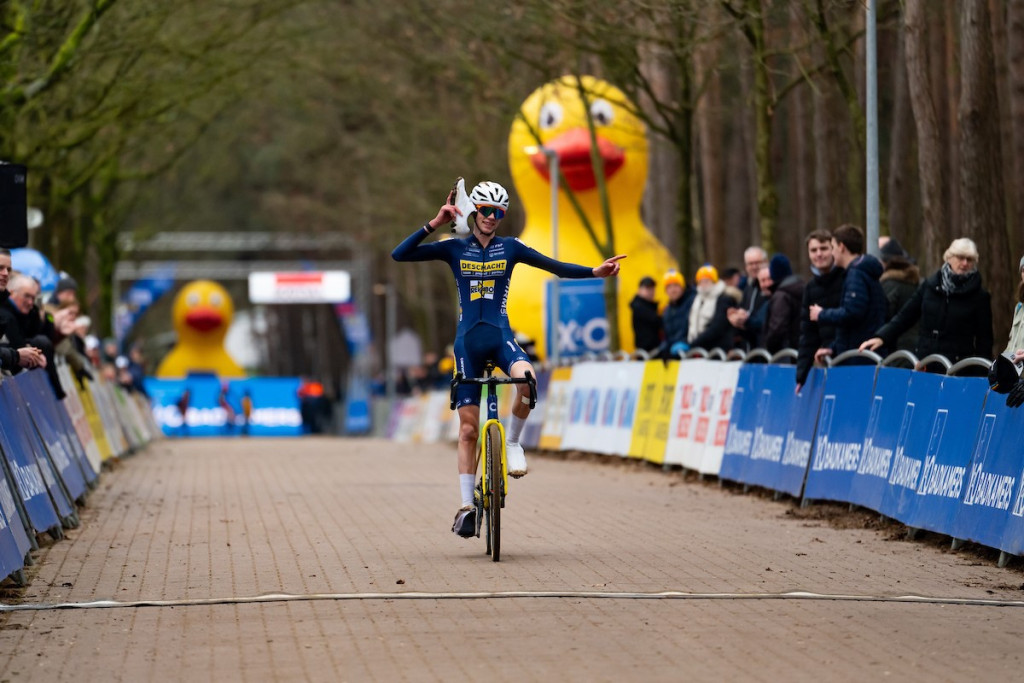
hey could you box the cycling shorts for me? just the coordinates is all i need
[452,325,530,408]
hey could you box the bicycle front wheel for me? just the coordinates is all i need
[485,422,502,562]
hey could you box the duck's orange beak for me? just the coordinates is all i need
[529,128,624,192]
[185,306,223,333]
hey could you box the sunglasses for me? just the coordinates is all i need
[475,205,506,220]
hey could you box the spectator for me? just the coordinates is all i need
[47,275,78,308]
[126,344,149,397]
[721,267,743,289]
[861,237,993,364]
[878,238,921,352]
[176,389,190,436]
[762,254,805,353]
[728,246,770,349]
[630,275,663,354]
[809,224,886,364]
[240,390,254,435]
[218,382,236,433]
[1004,255,1024,407]
[0,273,70,399]
[660,269,695,358]
[796,229,846,389]
[0,250,45,374]
[687,265,741,351]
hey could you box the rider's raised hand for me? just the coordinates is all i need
[592,254,626,278]
[429,200,462,231]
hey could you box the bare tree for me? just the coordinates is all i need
[960,0,1012,351]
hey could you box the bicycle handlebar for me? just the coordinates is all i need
[449,371,537,410]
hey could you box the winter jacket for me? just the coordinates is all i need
[796,265,846,386]
[0,298,55,351]
[662,288,695,347]
[817,254,886,356]
[630,295,663,352]
[0,291,22,371]
[688,283,741,351]
[876,269,993,362]
[1007,302,1024,355]
[762,274,805,354]
[880,261,921,352]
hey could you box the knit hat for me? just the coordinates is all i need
[695,264,718,284]
[879,238,909,264]
[662,270,685,289]
[638,276,656,288]
[768,254,792,284]
[989,353,1021,394]
[54,276,78,294]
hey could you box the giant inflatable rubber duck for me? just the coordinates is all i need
[506,75,678,357]
[156,280,246,378]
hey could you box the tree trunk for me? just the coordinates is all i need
[886,27,918,251]
[960,0,1011,355]
[1007,0,1024,256]
[904,0,950,269]
[748,0,778,252]
[694,35,726,270]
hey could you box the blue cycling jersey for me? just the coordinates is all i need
[391,226,594,338]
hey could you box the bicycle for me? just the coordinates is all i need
[450,364,537,562]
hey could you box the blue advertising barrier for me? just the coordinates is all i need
[804,366,878,503]
[145,376,304,437]
[843,366,914,512]
[0,494,25,584]
[14,372,89,503]
[0,473,32,559]
[951,399,1024,553]
[720,365,825,497]
[0,383,67,532]
[878,373,988,535]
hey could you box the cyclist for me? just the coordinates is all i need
[392,180,625,537]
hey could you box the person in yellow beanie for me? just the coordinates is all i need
[687,263,741,351]
[660,269,695,358]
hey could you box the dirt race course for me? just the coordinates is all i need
[1,437,1023,682]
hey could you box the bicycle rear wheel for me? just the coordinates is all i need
[485,422,502,562]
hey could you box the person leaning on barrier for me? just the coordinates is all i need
[728,246,770,350]
[1001,254,1024,408]
[809,224,886,366]
[659,269,695,357]
[860,237,993,365]
[0,273,73,399]
[761,253,805,354]
[796,230,845,389]
[0,250,45,373]
[630,275,664,354]
[687,265,741,351]
[878,238,921,353]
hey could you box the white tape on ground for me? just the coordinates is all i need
[3,590,1024,612]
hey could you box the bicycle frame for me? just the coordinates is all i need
[449,366,537,559]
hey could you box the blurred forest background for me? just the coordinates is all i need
[3,0,1022,375]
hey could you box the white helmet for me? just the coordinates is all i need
[469,181,510,210]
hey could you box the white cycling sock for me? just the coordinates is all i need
[459,474,475,507]
[506,413,527,445]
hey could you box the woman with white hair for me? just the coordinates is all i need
[860,237,993,362]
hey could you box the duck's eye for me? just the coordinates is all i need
[538,101,563,130]
[186,293,200,306]
[590,99,614,126]
[209,293,223,307]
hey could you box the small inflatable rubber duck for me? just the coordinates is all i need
[506,75,679,356]
[156,280,246,378]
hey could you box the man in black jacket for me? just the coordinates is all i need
[630,275,663,354]
[809,224,886,365]
[0,273,70,399]
[0,249,45,373]
[796,230,845,390]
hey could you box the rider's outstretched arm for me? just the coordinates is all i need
[514,241,624,279]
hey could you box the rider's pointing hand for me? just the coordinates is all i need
[592,254,627,278]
